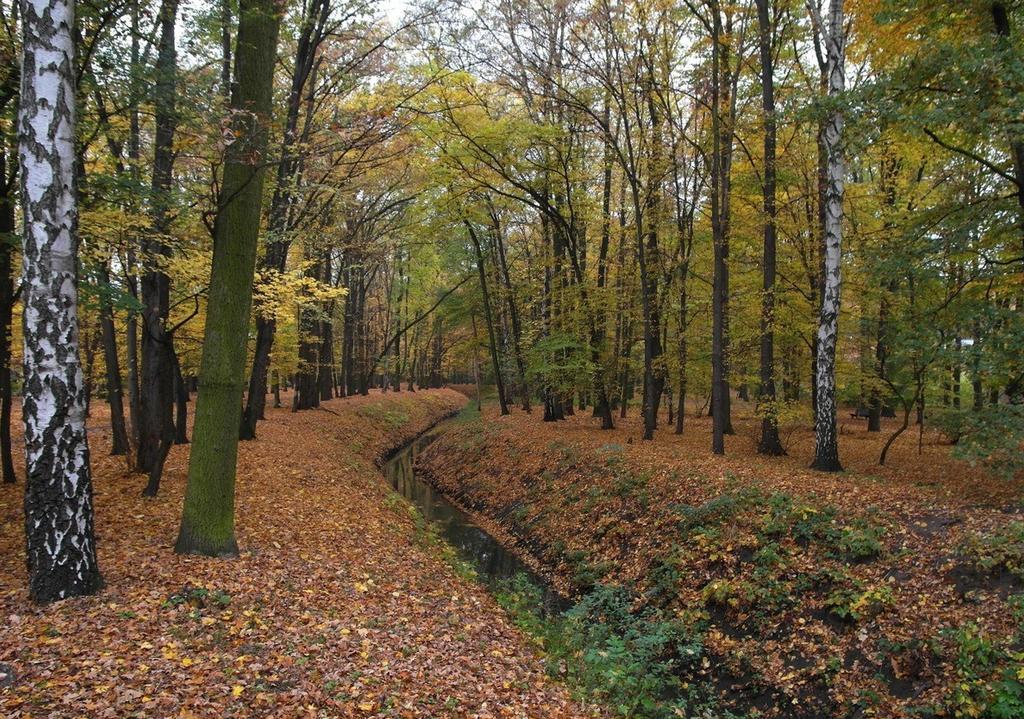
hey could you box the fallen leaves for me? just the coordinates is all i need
[0,389,595,718]
[418,399,1024,718]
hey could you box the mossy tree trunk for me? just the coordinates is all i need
[175,0,281,557]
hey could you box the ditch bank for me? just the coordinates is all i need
[1,389,596,719]
[413,406,1024,719]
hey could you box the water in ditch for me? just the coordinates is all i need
[382,422,568,614]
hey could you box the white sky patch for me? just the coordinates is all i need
[379,0,409,26]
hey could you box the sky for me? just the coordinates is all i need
[379,0,410,26]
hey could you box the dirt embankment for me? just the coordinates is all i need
[1,389,597,719]
[415,405,1024,719]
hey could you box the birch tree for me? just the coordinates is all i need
[810,0,845,472]
[19,0,101,601]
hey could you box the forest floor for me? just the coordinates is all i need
[0,388,597,719]
[418,393,1024,719]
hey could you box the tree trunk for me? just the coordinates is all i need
[638,69,664,441]
[138,0,178,487]
[125,272,140,446]
[173,349,188,444]
[124,0,142,450]
[991,2,1024,254]
[320,254,335,402]
[295,255,322,411]
[756,0,785,455]
[490,209,530,412]
[98,264,130,455]
[466,221,509,415]
[471,313,483,412]
[240,0,326,438]
[220,0,232,101]
[19,0,102,601]
[868,290,890,433]
[710,3,729,454]
[811,0,845,472]
[318,318,334,401]
[176,0,281,557]
[0,143,17,483]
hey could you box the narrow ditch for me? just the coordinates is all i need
[381,419,568,614]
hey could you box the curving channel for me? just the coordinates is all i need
[383,421,567,614]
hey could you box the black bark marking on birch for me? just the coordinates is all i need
[811,0,845,473]
[19,0,102,602]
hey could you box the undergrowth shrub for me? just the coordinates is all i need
[674,486,764,537]
[834,519,887,561]
[356,403,410,430]
[934,617,1024,719]
[960,522,1024,581]
[496,577,718,719]
[948,405,1024,479]
[824,582,895,622]
[701,542,799,624]
[760,492,836,543]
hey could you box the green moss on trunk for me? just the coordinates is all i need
[175,0,281,556]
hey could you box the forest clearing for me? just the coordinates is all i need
[2,0,1024,718]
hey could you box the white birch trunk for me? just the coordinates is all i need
[19,0,102,601]
[811,0,845,471]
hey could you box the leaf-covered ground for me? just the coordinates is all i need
[416,398,1024,718]
[0,389,596,719]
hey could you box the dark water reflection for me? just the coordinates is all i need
[383,425,568,614]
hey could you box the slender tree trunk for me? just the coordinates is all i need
[0,146,17,483]
[318,249,335,405]
[359,282,371,395]
[172,349,188,444]
[811,0,846,472]
[471,313,483,412]
[710,3,729,454]
[240,0,326,438]
[138,0,179,489]
[19,0,102,601]
[869,152,898,433]
[125,0,141,450]
[318,315,334,401]
[638,67,664,441]
[756,0,785,455]
[295,254,321,410]
[98,264,130,455]
[490,210,530,412]
[869,290,890,432]
[125,266,140,447]
[879,393,912,466]
[466,221,508,415]
[991,2,1024,254]
[675,280,688,435]
[220,0,232,101]
[953,337,962,410]
[619,322,633,419]
[176,0,281,557]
